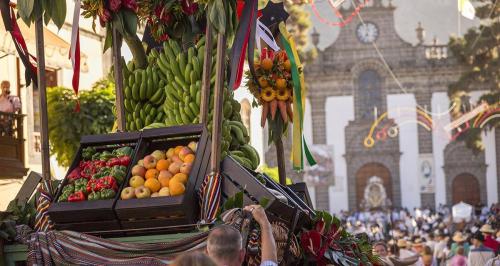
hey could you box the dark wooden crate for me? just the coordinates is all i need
[47,132,141,229]
[115,124,211,230]
[221,156,303,226]
[286,182,314,211]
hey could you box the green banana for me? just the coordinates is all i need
[241,144,259,169]
[230,125,245,144]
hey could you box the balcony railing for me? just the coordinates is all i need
[0,111,24,138]
[424,45,448,60]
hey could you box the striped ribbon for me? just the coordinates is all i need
[34,187,53,232]
[278,23,316,170]
[199,172,222,223]
[69,0,81,112]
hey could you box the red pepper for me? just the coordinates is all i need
[96,176,118,192]
[106,158,121,167]
[68,191,86,202]
[67,167,81,182]
[86,178,99,193]
[118,155,131,166]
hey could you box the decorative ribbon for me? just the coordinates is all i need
[279,22,316,170]
[34,187,53,232]
[199,172,222,223]
[70,0,81,112]
[229,0,258,90]
[255,19,280,53]
[310,0,368,27]
[0,3,37,87]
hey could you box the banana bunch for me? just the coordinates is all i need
[122,55,166,131]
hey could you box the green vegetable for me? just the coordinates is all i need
[93,167,111,179]
[82,147,97,160]
[58,193,69,202]
[88,191,102,201]
[74,178,88,193]
[100,151,114,161]
[92,152,102,161]
[113,146,133,157]
[62,184,75,195]
[110,165,126,184]
[100,189,116,199]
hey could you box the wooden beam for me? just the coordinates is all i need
[200,21,213,124]
[210,34,226,173]
[34,17,52,195]
[112,27,126,132]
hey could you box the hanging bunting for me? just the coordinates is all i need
[310,0,368,27]
[228,0,258,90]
[70,0,81,111]
[278,22,316,170]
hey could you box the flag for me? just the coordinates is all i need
[458,0,475,20]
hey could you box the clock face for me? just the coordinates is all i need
[356,22,379,43]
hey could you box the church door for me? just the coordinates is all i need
[452,173,480,205]
[355,163,392,209]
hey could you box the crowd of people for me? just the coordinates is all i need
[339,203,500,265]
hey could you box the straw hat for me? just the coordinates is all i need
[397,239,408,248]
[452,232,466,243]
[480,224,495,234]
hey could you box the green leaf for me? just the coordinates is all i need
[103,25,113,52]
[209,0,226,34]
[51,0,67,29]
[234,191,244,208]
[121,10,138,37]
[259,197,270,208]
[17,0,34,25]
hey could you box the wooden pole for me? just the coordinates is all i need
[200,21,213,124]
[112,26,126,132]
[34,17,52,195]
[275,136,286,185]
[209,33,226,173]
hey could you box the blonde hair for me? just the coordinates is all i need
[1,81,10,88]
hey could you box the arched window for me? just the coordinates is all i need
[240,99,251,140]
[358,70,382,120]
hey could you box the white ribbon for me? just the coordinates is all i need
[70,0,80,67]
[255,19,280,52]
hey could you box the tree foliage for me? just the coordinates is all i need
[448,0,499,151]
[284,0,317,63]
[48,80,115,167]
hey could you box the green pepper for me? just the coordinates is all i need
[62,184,75,195]
[88,191,102,201]
[91,152,102,161]
[82,147,97,160]
[100,188,116,199]
[110,166,126,184]
[93,167,111,179]
[113,146,133,157]
[74,178,88,193]
[58,192,70,202]
[100,151,114,161]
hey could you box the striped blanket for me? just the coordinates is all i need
[15,209,248,265]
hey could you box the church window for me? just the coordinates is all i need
[358,70,382,120]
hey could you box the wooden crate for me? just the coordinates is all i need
[286,182,314,210]
[115,124,211,230]
[221,156,306,227]
[47,132,140,231]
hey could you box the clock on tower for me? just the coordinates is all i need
[356,22,379,43]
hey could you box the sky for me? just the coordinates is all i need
[307,0,479,49]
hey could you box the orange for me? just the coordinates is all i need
[145,169,159,180]
[174,145,184,155]
[183,154,195,164]
[171,173,188,184]
[169,181,186,196]
[258,76,269,87]
[158,173,171,187]
[275,78,287,90]
[156,159,170,171]
[261,58,273,71]
[284,60,291,71]
[144,178,161,193]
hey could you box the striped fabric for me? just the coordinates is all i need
[199,172,222,223]
[34,187,53,232]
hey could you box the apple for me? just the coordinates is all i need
[151,192,160,197]
[178,147,193,161]
[166,148,175,159]
[129,175,145,188]
[121,187,135,200]
[135,186,151,199]
[159,187,171,196]
[151,150,166,161]
[137,159,144,167]
[131,165,146,177]
[143,155,158,169]
[168,162,182,175]
[171,155,183,163]
[180,162,192,175]
[188,141,197,153]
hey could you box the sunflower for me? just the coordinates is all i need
[260,87,276,102]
